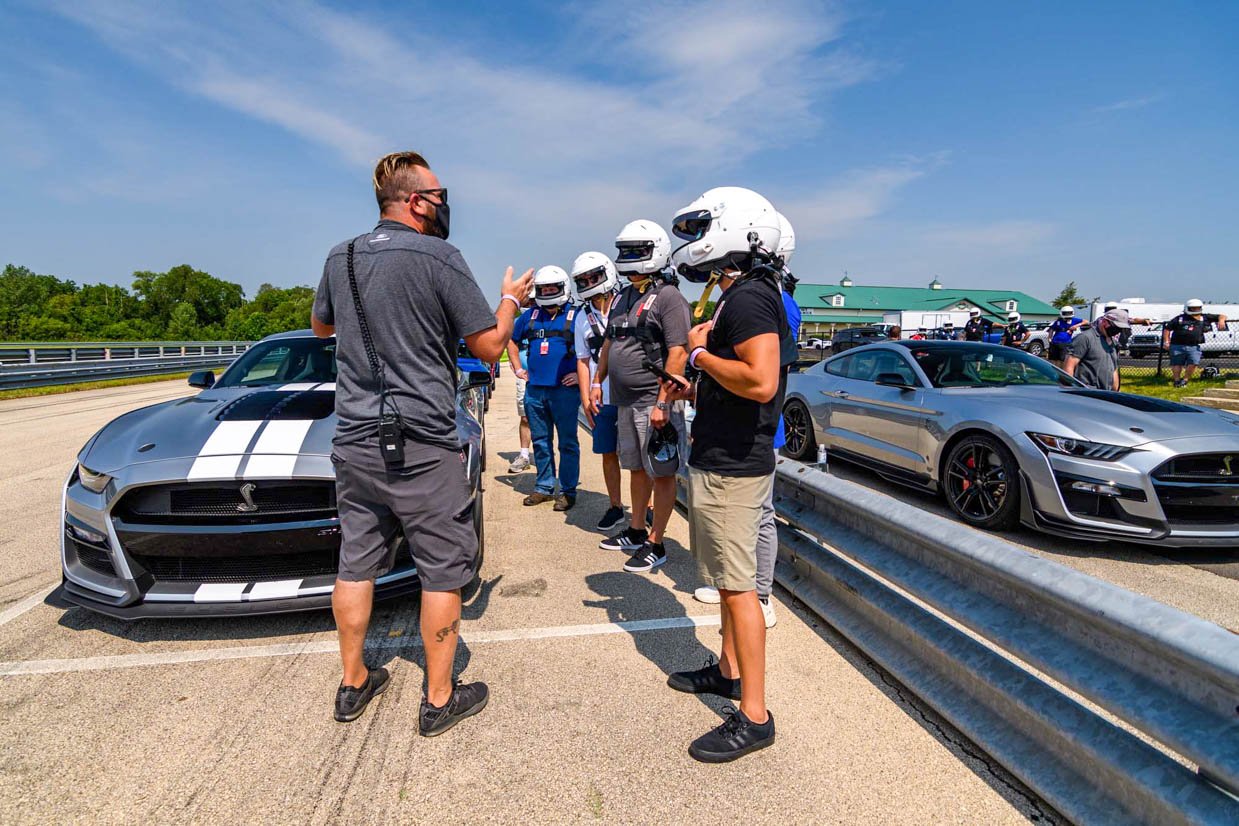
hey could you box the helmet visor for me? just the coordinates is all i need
[573,266,609,293]
[536,283,566,300]
[672,210,712,241]
[615,241,654,263]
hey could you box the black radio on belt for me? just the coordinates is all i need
[379,411,405,466]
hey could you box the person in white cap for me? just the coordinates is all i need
[1065,308,1129,391]
[1162,299,1228,387]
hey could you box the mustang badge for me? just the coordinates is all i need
[237,482,259,512]
[1222,456,1234,477]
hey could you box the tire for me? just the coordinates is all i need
[941,433,1021,531]
[1026,340,1045,358]
[781,398,817,461]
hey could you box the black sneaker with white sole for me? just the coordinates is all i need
[623,541,666,573]
[419,680,490,737]
[688,707,775,763]
[597,505,625,531]
[333,667,391,722]
[667,659,741,700]
[599,526,647,551]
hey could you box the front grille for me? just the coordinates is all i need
[130,549,340,582]
[114,482,335,525]
[1152,454,1239,525]
[67,535,117,577]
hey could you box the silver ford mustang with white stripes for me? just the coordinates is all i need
[61,330,488,618]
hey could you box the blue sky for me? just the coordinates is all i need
[1,1,1236,304]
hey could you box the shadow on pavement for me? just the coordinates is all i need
[584,570,727,719]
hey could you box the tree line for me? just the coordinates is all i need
[0,263,314,342]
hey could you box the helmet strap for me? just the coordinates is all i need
[693,273,722,320]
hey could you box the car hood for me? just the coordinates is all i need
[79,386,338,473]
[939,386,1239,445]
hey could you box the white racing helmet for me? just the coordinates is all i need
[1007,311,1022,323]
[1060,305,1075,317]
[968,308,981,318]
[1186,298,1204,312]
[669,186,781,282]
[775,212,796,263]
[532,265,570,308]
[614,220,671,276]
[570,252,618,302]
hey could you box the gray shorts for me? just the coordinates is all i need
[515,376,527,418]
[618,403,686,477]
[332,438,477,591]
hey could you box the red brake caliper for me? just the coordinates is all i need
[962,455,975,490]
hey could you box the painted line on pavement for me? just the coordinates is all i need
[0,585,58,628]
[0,614,721,676]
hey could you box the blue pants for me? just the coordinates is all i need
[526,383,581,496]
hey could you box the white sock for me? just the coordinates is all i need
[520,448,530,459]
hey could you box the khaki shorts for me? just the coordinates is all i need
[515,376,527,418]
[617,403,686,477]
[687,468,773,593]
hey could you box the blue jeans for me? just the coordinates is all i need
[525,383,581,496]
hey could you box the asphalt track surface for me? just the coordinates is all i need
[0,376,1097,824]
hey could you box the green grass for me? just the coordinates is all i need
[1119,371,1234,402]
[0,371,197,401]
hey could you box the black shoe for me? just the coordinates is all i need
[333,667,391,723]
[419,680,490,737]
[523,492,554,506]
[688,707,775,763]
[667,658,741,700]
[553,494,576,512]
[623,541,666,573]
[597,505,625,531]
[599,526,647,551]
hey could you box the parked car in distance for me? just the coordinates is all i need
[830,327,887,354]
[1126,323,1239,359]
[804,338,832,350]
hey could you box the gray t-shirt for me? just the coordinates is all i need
[1068,327,1119,391]
[313,221,495,449]
[605,283,691,407]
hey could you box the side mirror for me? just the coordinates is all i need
[875,372,915,390]
[463,370,493,389]
[188,370,215,389]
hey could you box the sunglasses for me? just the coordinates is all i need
[408,187,448,204]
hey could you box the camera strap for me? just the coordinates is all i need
[346,240,405,465]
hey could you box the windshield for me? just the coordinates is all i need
[906,344,1078,389]
[216,338,337,388]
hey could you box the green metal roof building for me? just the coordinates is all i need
[795,276,1059,335]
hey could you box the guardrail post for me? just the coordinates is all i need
[1156,346,1164,377]
[27,348,36,364]
[69,348,77,362]
[159,346,165,358]
[104,348,111,361]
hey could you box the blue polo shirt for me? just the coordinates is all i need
[1049,317,1084,344]
[513,305,578,387]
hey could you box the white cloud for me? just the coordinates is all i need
[1092,94,1164,113]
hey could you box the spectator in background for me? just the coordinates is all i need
[963,308,992,342]
[933,321,959,341]
[1065,309,1128,391]
[1163,299,1228,388]
[887,325,902,341]
[1047,306,1085,368]
[508,343,534,473]
[1001,312,1029,349]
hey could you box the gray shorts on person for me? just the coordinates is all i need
[332,437,477,591]
[618,403,686,477]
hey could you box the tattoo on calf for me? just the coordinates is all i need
[434,619,460,643]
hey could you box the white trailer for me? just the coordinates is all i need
[882,310,973,333]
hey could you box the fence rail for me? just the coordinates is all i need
[0,341,251,390]
[769,459,1238,825]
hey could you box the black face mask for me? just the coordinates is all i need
[424,200,450,240]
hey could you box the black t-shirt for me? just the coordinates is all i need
[1165,313,1219,346]
[1001,322,1028,347]
[689,278,787,477]
[963,318,992,341]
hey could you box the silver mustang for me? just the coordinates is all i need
[61,330,489,618]
[781,340,1239,547]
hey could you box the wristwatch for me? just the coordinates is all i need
[655,401,669,411]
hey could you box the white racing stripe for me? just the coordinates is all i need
[245,579,302,601]
[0,615,722,676]
[243,419,314,478]
[193,583,247,603]
[186,420,262,480]
[279,382,319,391]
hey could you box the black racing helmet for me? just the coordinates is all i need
[646,422,681,476]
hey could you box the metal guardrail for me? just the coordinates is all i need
[770,459,1238,825]
[0,341,251,390]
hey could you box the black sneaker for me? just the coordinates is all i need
[333,667,391,722]
[623,541,666,573]
[667,658,741,700]
[599,526,647,551]
[419,680,490,737]
[688,707,776,763]
[597,505,625,531]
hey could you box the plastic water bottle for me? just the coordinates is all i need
[817,443,829,473]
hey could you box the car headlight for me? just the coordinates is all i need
[1027,433,1131,461]
[77,464,112,493]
